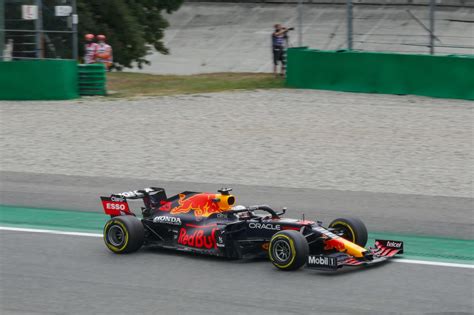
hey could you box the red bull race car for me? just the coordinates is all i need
[101,187,403,271]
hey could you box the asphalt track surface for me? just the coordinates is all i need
[1,230,473,315]
[1,171,472,239]
[1,172,473,314]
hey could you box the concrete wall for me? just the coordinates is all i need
[134,2,474,74]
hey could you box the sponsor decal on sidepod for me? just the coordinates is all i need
[178,228,218,249]
[248,223,280,230]
[153,216,182,225]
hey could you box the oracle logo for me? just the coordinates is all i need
[249,223,280,231]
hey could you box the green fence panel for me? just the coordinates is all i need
[286,48,474,101]
[0,60,79,100]
[78,64,107,96]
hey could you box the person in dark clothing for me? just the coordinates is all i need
[272,24,292,77]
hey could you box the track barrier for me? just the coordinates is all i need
[0,60,79,100]
[78,64,107,96]
[286,48,474,100]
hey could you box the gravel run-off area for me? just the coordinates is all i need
[0,89,472,198]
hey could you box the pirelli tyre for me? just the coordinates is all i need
[269,230,309,271]
[104,216,144,254]
[329,217,368,247]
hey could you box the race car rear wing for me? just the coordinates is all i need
[101,187,167,216]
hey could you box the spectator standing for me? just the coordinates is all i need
[95,35,113,70]
[271,24,292,77]
[84,34,98,64]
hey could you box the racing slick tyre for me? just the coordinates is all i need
[269,230,309,271]
[104,216,144,254]
[329,217,368,247]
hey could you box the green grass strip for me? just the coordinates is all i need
[1,205,472,264]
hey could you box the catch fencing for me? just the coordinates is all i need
[292,0,474,55]
[1,0,78,61]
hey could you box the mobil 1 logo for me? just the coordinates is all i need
[307,255,338,270]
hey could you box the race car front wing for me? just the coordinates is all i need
[307,239,404,270]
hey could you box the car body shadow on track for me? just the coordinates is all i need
[140,246,392,275]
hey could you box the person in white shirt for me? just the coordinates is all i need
[95,34,113,70]
[84,34,98,64]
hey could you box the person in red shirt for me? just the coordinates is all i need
[95,34,113,70]
[84,34,98,64]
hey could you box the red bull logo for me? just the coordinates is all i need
[324,237,367,258]
[169,193,234,217]
[324,238,346,251]
[178,227,218,249]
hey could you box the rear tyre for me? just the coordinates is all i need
[268,230,309,271]
[104,216,144,254]
[329,217,368,247]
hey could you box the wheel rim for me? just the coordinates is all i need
[273,239,291,262]
[107,225,125,247]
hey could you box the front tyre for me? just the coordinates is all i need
[269,230,309,271]
[329,217,368,247]
[104,216,144,254]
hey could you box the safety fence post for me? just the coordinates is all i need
[430,0,436,55]
[347,0,353,50]
[297,0,303,46]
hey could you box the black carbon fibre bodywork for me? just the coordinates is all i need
[101,187,403,269]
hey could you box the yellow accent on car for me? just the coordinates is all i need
[336,237,367,258]
[330,221,367,257]
[269,234,296,269]
[215,194,235,210]
[104,220,129,253]
[331,221,356,242]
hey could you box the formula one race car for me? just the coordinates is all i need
[101,187,403,271]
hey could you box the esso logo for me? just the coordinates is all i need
[106,203,126,210]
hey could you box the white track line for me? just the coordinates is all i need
[0,226,102,238]
[1,226,473,269]
[393,259,474,269]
